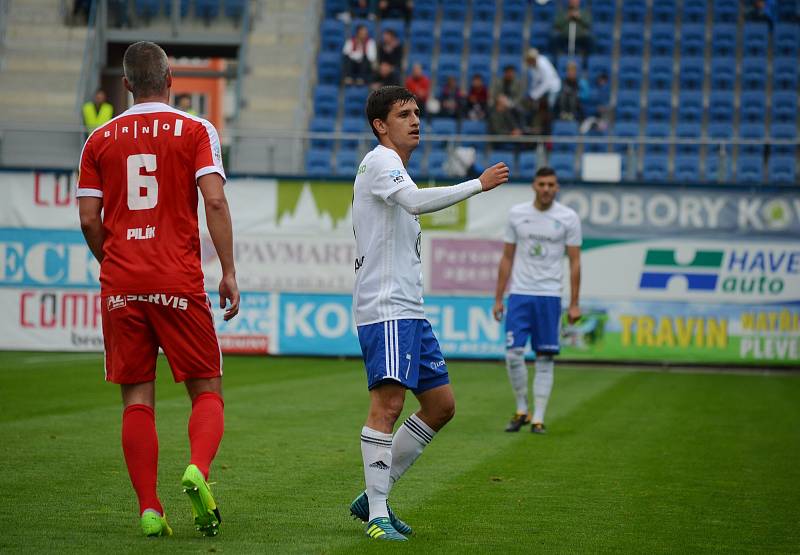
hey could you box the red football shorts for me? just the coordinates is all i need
[101,292,222,384]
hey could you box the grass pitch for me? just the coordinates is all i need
[1,352,798,554]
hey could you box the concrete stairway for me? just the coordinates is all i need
[0,0,86,125]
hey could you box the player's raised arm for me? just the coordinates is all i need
[198,173,239,321]
[389,162,509,215]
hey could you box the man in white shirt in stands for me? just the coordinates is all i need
[525,47,562,109]
[493,167,582,434]
[348,85,509,541]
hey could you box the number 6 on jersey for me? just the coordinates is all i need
[127,153,158,210]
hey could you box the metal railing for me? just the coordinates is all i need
[75,0,103,123]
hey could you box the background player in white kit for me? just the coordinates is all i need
[349,86,509,541]
[492,167,582,434]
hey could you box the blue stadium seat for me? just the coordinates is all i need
[771,91,798,122]
[674,155,700,181]
[612,122,640,155]
[195,0,222,20]
[313,94,338,120]
[677,91,703,122]
[409,34,435,56]
[317,51,342,84]
[742,23,769,57]
[773,58,799,91]
[467,55,492,84]
[529,21,551,52]
[335,149,359,177]
[705,152,731,181]
[135,0,160,19]
[616,91,640,122]
[712,0,738,23]
[617,57,643,91]
[682,0,707,23]
[224,0,246,19]
[163,0,190,17]
[643,155,669,181]
[648,57,673,91]
[740,91,766,124]
[768,157,797,184]
[680,25,706,58]
[498,23,524,55]
[709,91,734,122]
[442,2,468,21]
[679,58,704,90]
[708,122,733,139]
[645,122,670,155]
[437,54,461,80]
[652,0,676,23]
[552,120,579,153]
[774,24,800,58]
[646,92,672,122]
[407,52,433,75]
[549,153,576,180]
[710,57,736,90]
[440,22,465,54]
[620,25,644,56]
[413,0,437,20]
[379,19,405,41]
[323,0,345,18]
[497,54,522,76]
[518,151,538,179]
[340,117,367,149]
[469,32,494,57]
[426,150,449,179]
[736,156,764,184]
[472,0,497,23]
[591,0,616,24]
[741,58,767,90]
[711,24,737,58]
[592,23,614,55]
[776,0,800,21]
[621,0,647,23]
[487,150,515,171]
[588,55,612,81]
[305,148,332,176]
[430,117,458,136]
[531,0,555,22]
[310,117,335,148]
[320,19,346,52]
[460,119,487,149]
[650,24,675,56]
[739,123,765,155]
[770,122,798,156]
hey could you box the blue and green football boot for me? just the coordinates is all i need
[350,490,412,535]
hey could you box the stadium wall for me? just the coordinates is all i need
[1,171,799,366]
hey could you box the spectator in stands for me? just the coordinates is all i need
[745,0,775,30]
[523,48,560,135]
[82,89,113,134]
[378,0,413,22]
[464,74,489,121]
[341,0,376,22]
[342,24,377,86]
[578,71,610,133]
[436,76,465,119]
[488,94,523,150]
[556,61,588,121]
[377,29,403,70]
[176,94,198,116]
[405,63,431,106]
[371,61,402,90]
[553,0,593,57]
[491,65,524,107]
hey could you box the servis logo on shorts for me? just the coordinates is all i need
[107,294,189,311]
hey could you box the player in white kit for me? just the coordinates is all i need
[493,167,582,434]
[348,86,509,541]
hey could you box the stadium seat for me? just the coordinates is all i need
[498,23,524,55]
[678,58,704,90]
[340,117,367,149]
[163,0,190,17]
[407,52,433,75]
[413,0,437,20]
[742,23,769,57]
[224,0,246,19]
[619,25,644,56]
[588,55,612,81]
[552,120,579,153]
[615,92,640,123]
[442,2,468,21]
[531,0,555,22]
[711,25,737,58]
[739,123,765,155]
[528,22,551,52]
[583,127,609,153]
[440,23,465,54]
[469,33,494,57]
[674,155,700,181]
[712,0,738,22]
[680,25,706,58]
[305,148,332,176]
[195,0,220,19]
[643,155,669,181]
[549,153,576,180]
[497,54,522,76]
[460,119,487,149]
[617,57,643,92]
[518,151,538,179]
[776,0,800,21]
[652,0,676,23]
[309,117,335,149]
[334,149,359,177]
[487,150,515,171]
[621,0,647,23]
[323,0,346,18]
[134,0,160,19]
[612,122,640,155]
[502,0,526,22]
[710,57,736,90]
[682,0,707,23]
[646,92,672,122]
[437,54,462,80]
[317,51,342,84]
[768,157,797,184]
[430,118,457,149]
[467,55,492,85]
[774,24,800,58]
[770,123,798,155]
[677,91,703,122]
[736,156,763,184]
[591,0,616,24]
[592,23,614,55]
[648,57,673,91]
[472,0,497,23]
[320,19,346,53]
[650,25,675,56]
[771,91,798,123]
[426,150,449,178]
[709,91,734,122]
[379,19,405,41]
[773,58,799,91]
[708,122,733,139]
[645,122,670,156]
[705,152,731,181]
[740,91,766,124]
[741,58,767,91]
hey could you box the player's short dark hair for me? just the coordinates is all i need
[365,86,417,139]
[503,64,516,72]
[123,41,170,99]
[535,166,557,179]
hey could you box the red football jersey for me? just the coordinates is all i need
[78,102,226,295]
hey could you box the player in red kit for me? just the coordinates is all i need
[77,41,239,538]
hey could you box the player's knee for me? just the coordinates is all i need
[536,353,555,363]
[505,347,525,366]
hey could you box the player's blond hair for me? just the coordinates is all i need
[123,41,170,98]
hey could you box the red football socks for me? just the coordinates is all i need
[121,404,162,515]
[188,392,225,480]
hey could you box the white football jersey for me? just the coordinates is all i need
[352,144,425,325]
[504,200,582,297]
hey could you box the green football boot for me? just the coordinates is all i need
[365,517,407,541]
[350,490,412,535]
[181,464,221,536]
[140,509,172,537]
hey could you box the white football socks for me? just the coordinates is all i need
[389,413,435,490]
[505,347,529,414]
[360,426,393,520]
[533,355,555,424]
